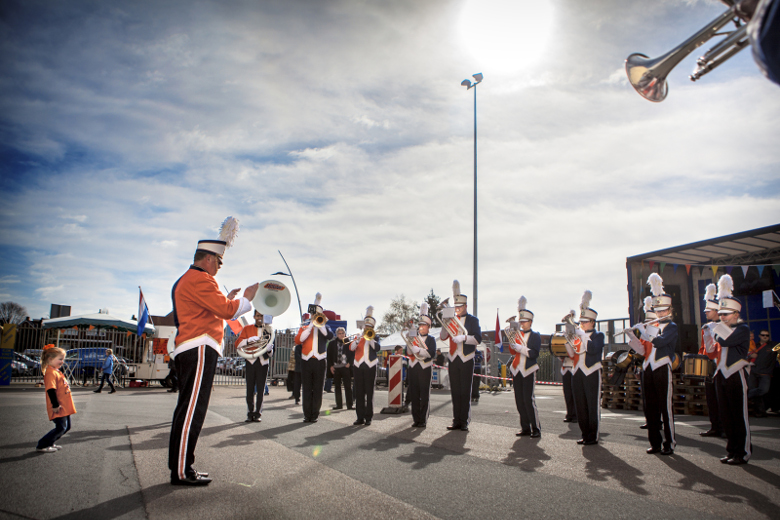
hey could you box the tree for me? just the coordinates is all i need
[424,289,443,327]
[377,295,419,334]
[0,301,29,325]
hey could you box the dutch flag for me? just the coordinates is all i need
[495,310,503,353]
[138,287,151,336]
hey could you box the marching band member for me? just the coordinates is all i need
[563,290,603,446]
[698,284,724,438]
[712,274,752,465]
[440,280,482,432]
[327,327,354,411]
[508,297,542,438]
[294,293,333,423]
[636,296,655,431]
[405,302,437,428]
[236,310,274,423]
[169,218,258,486]
[350,306,381,426]
[640,274,678,455]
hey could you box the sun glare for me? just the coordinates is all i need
[458,0,555,75]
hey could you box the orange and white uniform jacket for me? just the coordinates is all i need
[294,324,332,361]
[172,265,251,357]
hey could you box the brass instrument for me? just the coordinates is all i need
[239,279,291,360]
[614,315,672,339]
[312,312,328,327]
[625,1,753,102]
[363,328,376,341]
[400,328,430,361]
[436,299,467,338]
[237,324,275,360]
[773,343,780,363]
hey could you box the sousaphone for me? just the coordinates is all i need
[238,280,291,360]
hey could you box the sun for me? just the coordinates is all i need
[457,0,555,75]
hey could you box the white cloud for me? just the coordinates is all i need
[0,0,778,335]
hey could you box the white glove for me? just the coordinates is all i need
[519,345,530,357]
[452,334,466,344]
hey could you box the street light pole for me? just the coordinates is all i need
[272,250,303,322]
[461,72,483,320]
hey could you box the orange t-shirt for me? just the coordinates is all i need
[44,368,77,421]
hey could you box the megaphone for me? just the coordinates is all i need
[252,280,292,317]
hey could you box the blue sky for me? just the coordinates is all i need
[1,0,779,332]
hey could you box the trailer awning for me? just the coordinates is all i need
[627,224,780,266]
[42,312,155,334]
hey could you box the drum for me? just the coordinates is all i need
[615,351,636,369]
[671,353,681,372]
[550,332,568,357]
[683,354,712,378]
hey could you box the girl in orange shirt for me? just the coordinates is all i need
[36,345,77,453]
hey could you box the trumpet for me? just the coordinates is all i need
[312,312,328,327]
[625,1,752,102]
[773,343,780,363]
[363,328,376,341]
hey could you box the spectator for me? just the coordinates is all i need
[93,349,116,394]
[748,330,776,417]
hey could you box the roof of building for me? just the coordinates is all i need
[627,224,780,266]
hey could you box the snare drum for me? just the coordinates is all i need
[683,354,712,378]
[550,332,569,357]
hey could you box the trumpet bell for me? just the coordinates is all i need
[626,53,669,102]
[363,329,376,341]
[252,280,291,317]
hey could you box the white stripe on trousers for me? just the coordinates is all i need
[178,345,204,479]
[739,369,752,460]
[666,365,676,449]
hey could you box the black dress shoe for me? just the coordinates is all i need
[447,424,460,431]
[460,426,469,432]
[171,474,212,486]
[720,455,734,464]
[576,439,585,445]
[726,457,748,465]
[583,440,598,445]
[295,400,300,405]
[639,424,649,430]
[411,422,420,427]
[647,447,661,454]
[530,431,541,438]
[563,417,576,423]
[332,406,343,410]
[418,423,426,428]
[196,471,209,478]
[252,413,261,422]
[364,420,371,426]
[660,447,674,455]
[302,418,311,423]
[93,390,101,393]
[245,414,253,423]
[353,419,365,425]
[699,429,723,437]
[310,418,318,423]
[516,430,531,437]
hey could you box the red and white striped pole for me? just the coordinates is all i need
[380,354,404,414]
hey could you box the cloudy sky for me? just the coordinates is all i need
[1,0,779,334]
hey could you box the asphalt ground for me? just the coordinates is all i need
[1,381,779,520]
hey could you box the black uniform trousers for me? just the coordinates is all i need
[245,360,269,414]
[292,372,301,402]
[572,369,601,443]
[449,357,475,427]
[642,364,676,450]
[408,364,433,425]
[332,366,353,409]
[512,371,540,433]
[715,369,752,460]
[562,370,577,421]
[301,357,326,421]
[169,345,217,480]
[472,372,481,400]
[705,377,722,432]
[353,364,377,421]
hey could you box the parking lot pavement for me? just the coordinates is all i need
[1,383,779,520]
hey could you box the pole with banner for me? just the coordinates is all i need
[1,324,17,386]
